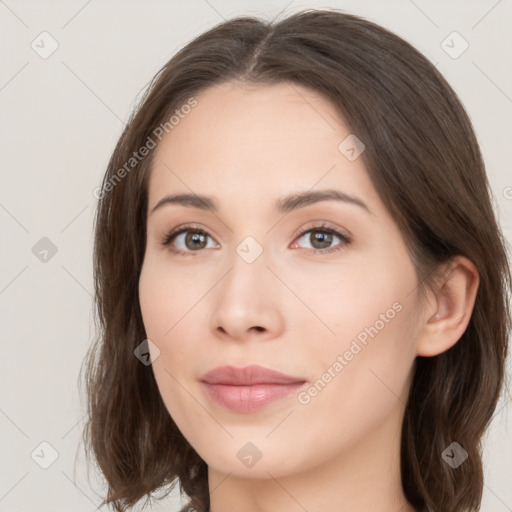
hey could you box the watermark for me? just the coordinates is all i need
[93,96,198,200]
[503,186,512,200]
[237,441,263,468]
[441,31,469,60]
[338,133,365,161]
[441,442,468,468]
[297,300,403,405]
[32,236,58,263]
[31,441,59,469]
[134,339,161,365]
[31,31,59,59]
[236,236,263,263]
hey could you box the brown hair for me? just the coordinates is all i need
[80,8,511,512]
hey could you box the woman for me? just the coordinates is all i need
[81,9,511,512]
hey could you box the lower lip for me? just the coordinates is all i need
[200,381,306,412]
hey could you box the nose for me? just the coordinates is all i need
[209,247,285,342]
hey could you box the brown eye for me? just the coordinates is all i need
[306,230,334,249]
[182,231,208,250]
[293,225,351,254]
[161,227,217,254]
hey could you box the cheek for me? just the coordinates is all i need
[138,256,196,340]
[293,299,416,455]
[138,256,205,375]
[308,246,418,385]
[139,262,200,429]
[314,263,405,339]
[330,232,417,336]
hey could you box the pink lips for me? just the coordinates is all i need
[199,365,307,412]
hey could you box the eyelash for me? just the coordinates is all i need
[159,222,352,257]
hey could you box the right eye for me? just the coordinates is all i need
[160,225,219,256]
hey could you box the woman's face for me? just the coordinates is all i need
[138,81,423,479]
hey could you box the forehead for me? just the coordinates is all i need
[147,81,379,214]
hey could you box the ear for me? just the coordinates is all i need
[416,256,479,357]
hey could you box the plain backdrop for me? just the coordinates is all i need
[0,1,511,511]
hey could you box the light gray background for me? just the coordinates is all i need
[1,1,511,511]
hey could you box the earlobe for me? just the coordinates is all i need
[416,256,480,357]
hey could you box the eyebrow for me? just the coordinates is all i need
[150,189,372,215]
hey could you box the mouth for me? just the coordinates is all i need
[199,364,307,412]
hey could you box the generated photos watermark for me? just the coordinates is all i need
[93,96,198,200]
[297,300,403,405]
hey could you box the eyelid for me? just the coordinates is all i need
[290,220,351,244]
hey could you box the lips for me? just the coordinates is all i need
[199,365,307,412]
[200,364,306,385]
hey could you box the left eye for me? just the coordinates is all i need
[293,227,350,253]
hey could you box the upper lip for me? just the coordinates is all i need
[200,365,306,386]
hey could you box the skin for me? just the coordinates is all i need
[138,81,479,512]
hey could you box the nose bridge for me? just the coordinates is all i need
[210,234,283,339]
[221,235,270,304]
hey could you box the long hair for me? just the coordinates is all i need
[80,9,511,512]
